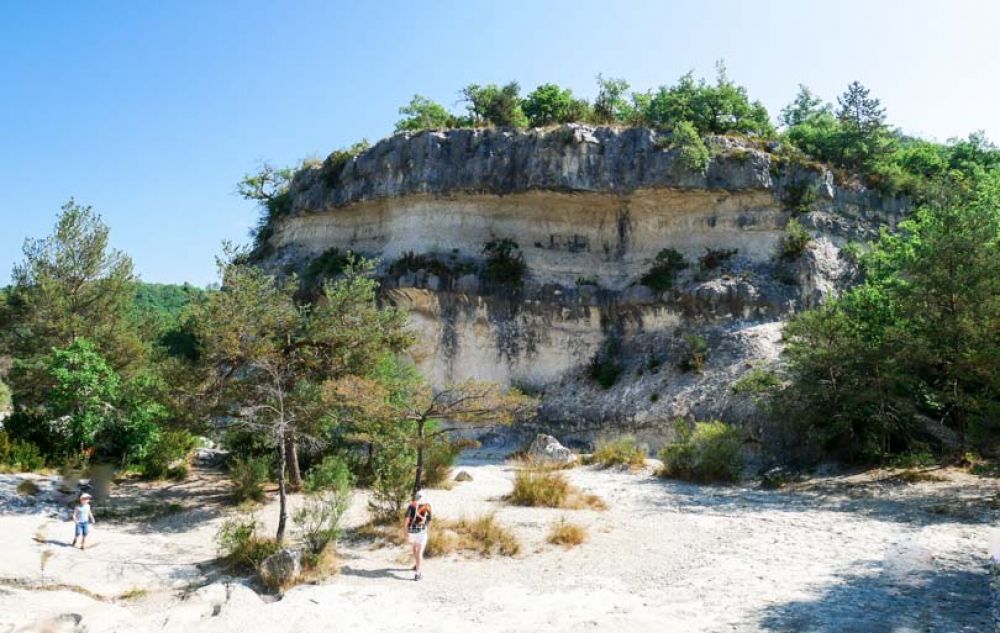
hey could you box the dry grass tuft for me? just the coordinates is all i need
[506,469,606,510]
[894,469,947,483]
[117,587,150,601]
[426,513,521,558]
[547,518,587,547]
[587,436,647,470]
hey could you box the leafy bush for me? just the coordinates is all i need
[216,515,280,572]
[462,82,527,128]
[777,218,812,261]
[294,487,352,556]
[731,368,782,395]
[782,181,818,214]
[589,435,646,469]
[547,517,587,547]
[320,140,370,189]
[5,438,45,472]
[368,445,415,523]
[522,83,589,127]
[0,381,10,412]
[641,248,688,292]
[677,335,708,373]
[659,421,743,483]
[481,238,527,288]
[588,355,624,389]
[304,455,354,493]
[671,121,711,172]
[229,455,270,503]
[139,429,197,480]
[395,95,456,132]
[507,469,605,509]
[387,251,455,279]
[304,248,353,285]
[422,437,462,489]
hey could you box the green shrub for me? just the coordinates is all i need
[305,248,353,285]
[588,355,624,389]
[387,251,458,279]
[368,446,415,523]
[0,431,10,465]
[139,430,197,480]
[731,368,782,395]
[677,335,708,373]
[216,515,280,572]
[777,218,812,261]
[304,455,354,493]
[589,435,646,469]
[320,140,370,189]
[671,121,710,172]
[481,238,527,288]
[659,420,743,483]
[422,438,463,488]
[782,181,818,214]
[294,487,352,555]
[641,248,688,292]
[0,381,10,412]
[229,455,270,503]
[6,438,45,472]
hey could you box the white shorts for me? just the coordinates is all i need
[407,531,428,547]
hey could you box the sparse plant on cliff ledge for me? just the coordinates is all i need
[776,218,812,261]
[677,334,708,373]
[640,247,688,292]
[698,247,739,271]
[320,140,371,189]
[481,238,527,288]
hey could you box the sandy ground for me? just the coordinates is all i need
[0,455,997,633]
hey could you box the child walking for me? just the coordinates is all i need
[71,493,96,550]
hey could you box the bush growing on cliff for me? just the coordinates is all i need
[481,238,527,288]
[659,420,743,483]
[670,121,711,172]
[640,248,688,292]
[776,219,811,261]
[677,335,708,373]
[462,82,527,128]
[321,140,371,189]
[522,83,590,128]
[395,95,457,132]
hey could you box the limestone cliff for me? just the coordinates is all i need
[260,125,907,449]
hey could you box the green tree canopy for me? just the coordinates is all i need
[522,83,589,127]
[394,95,456,132]
[461,82,528,128]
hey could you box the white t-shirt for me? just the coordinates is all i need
[74,503,93,524]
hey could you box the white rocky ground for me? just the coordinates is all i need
[0,455,996,633]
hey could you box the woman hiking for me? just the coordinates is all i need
[403,490,432,581]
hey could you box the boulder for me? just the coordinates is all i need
[527,434,577,465]
[194,448,230,468]
[259,548,302,590]
[454,470,473,482]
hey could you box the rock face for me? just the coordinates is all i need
[259,548,302,590]
[260,125,908,449]
[526,434,577,465]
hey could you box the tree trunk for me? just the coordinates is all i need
[413,419,425,497]
[286,435,302,491]
[276,428,289,543]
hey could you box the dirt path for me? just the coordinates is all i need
[0,459,995,632]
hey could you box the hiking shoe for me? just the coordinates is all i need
[414,572,422,581]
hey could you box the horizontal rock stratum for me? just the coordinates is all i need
[260,125,908,448]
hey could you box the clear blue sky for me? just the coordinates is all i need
[2,0,998,285]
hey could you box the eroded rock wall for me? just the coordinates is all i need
[262,125,906,446]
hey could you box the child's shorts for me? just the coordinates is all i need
[75,522,91,537]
